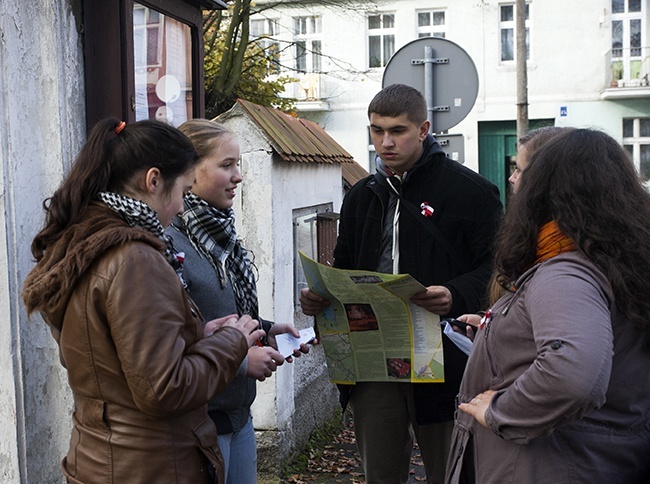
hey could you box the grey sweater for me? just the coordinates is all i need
[167,219,271,435]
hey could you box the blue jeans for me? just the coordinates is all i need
[217,415,258,484]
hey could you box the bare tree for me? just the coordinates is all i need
[203,0,381,117]
[204,0,297,117]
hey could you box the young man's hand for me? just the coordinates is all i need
[299,288,330,315]
[410,285,453,315]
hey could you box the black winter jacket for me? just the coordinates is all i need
[334,135,503,423]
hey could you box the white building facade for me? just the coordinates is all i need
[252,0,650,201]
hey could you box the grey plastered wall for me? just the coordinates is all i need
[0,1,86,482]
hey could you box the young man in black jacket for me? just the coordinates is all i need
[300,83,502,484]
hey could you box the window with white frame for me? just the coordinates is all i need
[250,18,280,74]
[499,3,529,63]
[417,10,446,38]
[293,16,322,73]
[623,118,650,184]
[368,13,395,68]
[611,0,645,85]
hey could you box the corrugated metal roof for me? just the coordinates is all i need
[234,99,356,165]
[342,160,370,190]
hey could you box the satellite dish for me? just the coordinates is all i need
[383,37,479,133]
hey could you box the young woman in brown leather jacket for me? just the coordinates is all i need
[22,118,265,483]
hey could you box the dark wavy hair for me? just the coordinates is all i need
[494,128,650,332]
[30,118,198,261]
[487,126,574,304]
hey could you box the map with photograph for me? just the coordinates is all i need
[299,252,444,384]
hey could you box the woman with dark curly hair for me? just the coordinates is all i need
[456,125,572,331]
[446,128,650,483]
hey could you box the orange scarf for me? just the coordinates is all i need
[534,221,576,265]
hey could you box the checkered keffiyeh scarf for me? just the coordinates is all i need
[179,192,259,319]
[97,192,186,287]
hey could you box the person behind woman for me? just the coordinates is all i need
[167,118,310,483]
[22,118,264,483]
[508,126,570,194]
[446,128,650,483]
[457,126,573,332]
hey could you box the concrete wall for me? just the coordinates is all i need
[216,111,342,474]
[1,1,86,482]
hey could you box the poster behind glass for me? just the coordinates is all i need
[133,3,192,126]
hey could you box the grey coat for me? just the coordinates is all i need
[446,252,650,483]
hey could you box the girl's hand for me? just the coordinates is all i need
[454,314,482,342]
[205,314,265,347]
[246,345,285,381]
[268,324,315,362]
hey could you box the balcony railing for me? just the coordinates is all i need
[289,72,323,101]
[606,46,650,88]
[278,72,329,111]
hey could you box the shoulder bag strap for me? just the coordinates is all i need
[397,194,470,274]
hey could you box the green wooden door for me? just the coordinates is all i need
[478,120,554,206]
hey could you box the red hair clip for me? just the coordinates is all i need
[114,121,126,135]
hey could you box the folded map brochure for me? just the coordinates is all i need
[299,252,444,384]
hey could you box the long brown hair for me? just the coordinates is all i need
[30,118,198,261]
[494,128,650,332]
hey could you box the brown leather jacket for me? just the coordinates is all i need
[22,204,247,483]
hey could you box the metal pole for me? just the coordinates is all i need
[424,45,434,134]
[516,0,529,141]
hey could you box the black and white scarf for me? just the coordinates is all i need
[97,192,186,287]
[179,192,259,319]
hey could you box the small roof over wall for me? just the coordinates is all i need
[231,99,354,164]
[217,99,368,187]
[342,160,370,191]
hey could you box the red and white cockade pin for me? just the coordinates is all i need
[420,202,434,217]
[479,309,493,330]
